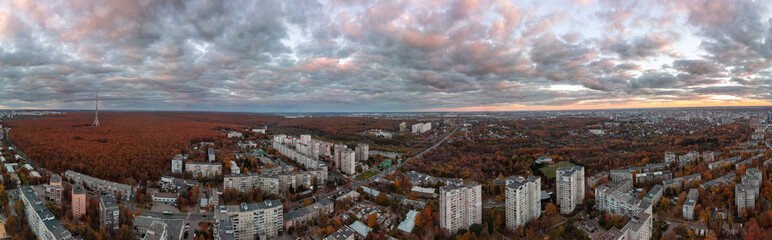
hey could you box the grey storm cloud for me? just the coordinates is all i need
[0,0,771,111]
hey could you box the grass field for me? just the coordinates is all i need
[355,170,380,181]
[539,161,577,179]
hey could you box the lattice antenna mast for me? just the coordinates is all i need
[92,91,100,127]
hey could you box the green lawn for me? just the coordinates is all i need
[355,170,380,181]
[539,161,577,179]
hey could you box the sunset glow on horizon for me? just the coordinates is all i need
[1,0,771,112]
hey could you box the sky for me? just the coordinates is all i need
[1,0,771,112]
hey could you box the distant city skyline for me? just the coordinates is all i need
[1,0,771,112]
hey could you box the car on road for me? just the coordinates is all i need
[163,211,172,215]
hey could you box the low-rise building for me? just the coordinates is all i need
[152,192,178,204]
[535,156,553,164]
[171,154,184,174]
[700,173,735,189]
[595,181,652,218]
[662,174,701,190]
[284,198,334,229]
[587,171,608,188]
[229,161,240,174]
[215,219,237,240]
[324,226,356,240]
[642,185,663,205]
[610,169,633,182]
[227,131,243,138]
[410,186,437,198]
[708,156,741,170]
[682,188,698,220]
[635,171,672,184]
[664,152,676,165]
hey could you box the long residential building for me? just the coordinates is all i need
[185,162,223,178]
[224,173,280,194]
[557,166,585,214]
[439,182,482,234]
[700,173,736,189]
[272,141,328,169]
[708,155,741,170]
[225,200,283,240]
[662,174,701,190]
[284,198,334,229]
[224,168,327,195]
[505,176,541,230]
[18,186,75,240]
[734,154,766,169]
[64,170,134,200]
[635,171,672,184]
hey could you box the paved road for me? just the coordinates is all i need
[294,127,460,205]
[140,209,214,223]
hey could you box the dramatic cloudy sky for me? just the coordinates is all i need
[1,0,772,112]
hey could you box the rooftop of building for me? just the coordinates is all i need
[324,226,356,240]
[440,181,480,192]
[683,188,698,207]
[217,219,237,240]
[397,210,418,233]
[72,184,86,195]
[100,195,119,209]
[19,186,73,239]
[227,199,282,212]
[349,221,372,237]
[599,227,624,240]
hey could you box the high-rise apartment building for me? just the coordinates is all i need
[505,176,541,230]
[340,149,356,175]
[556,166,585,214]
[355,143,369,162]
[72,185,86,219]
[439,182,482,234]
